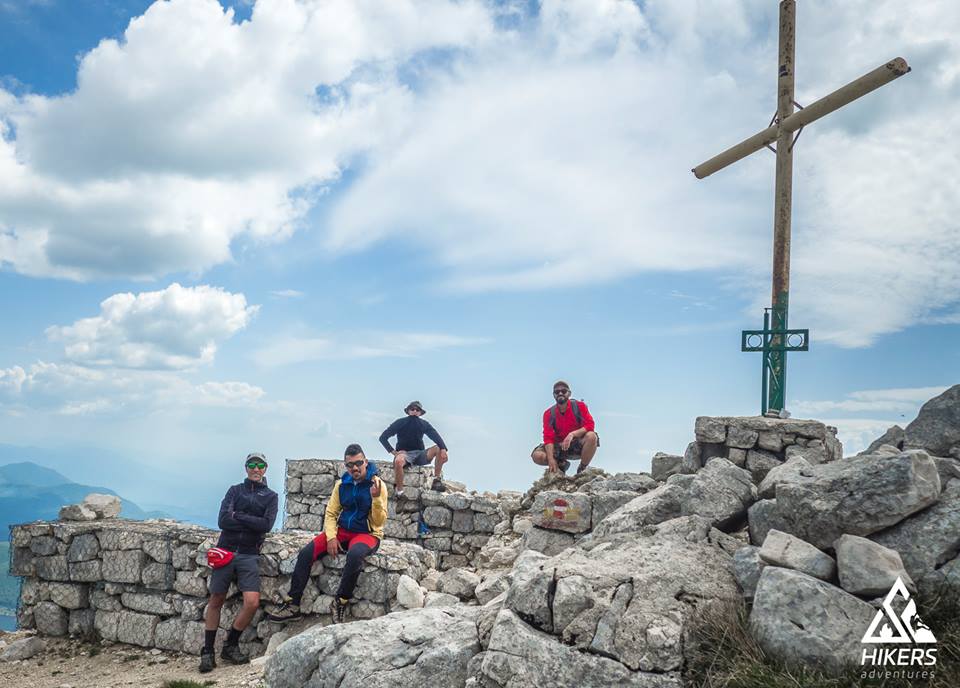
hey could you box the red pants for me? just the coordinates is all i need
[289,528,379,604]
[311,528,379,558]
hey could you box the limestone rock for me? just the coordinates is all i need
[870,483,960,581]
[592,483,683,537]
[732,546,766,600]
[651,453,683,482]
[680,459,756,530]
[682,442,701,474]
[835,534,914,597]
[265,606,481,688]
[396,574,425,609]
[34,601,68,636]
[530,491,592,533]
[591,490,645,526]
[903,384,960,457]
[747,499,787,546]
[439,568,481,601]
[745,449,780,482]
[480,609,682,687]
[521,527,575,557]
[757,456,813,500]
[695,416,727,443]
[0,637,45,661]
[758,530,835,582]
[860,425,905,455]
[785,442,827,465]
[424,592,460,608]
[59,504,97,521]
[774,450,941,550]
[750,567,876,674]
[82,493,122,518]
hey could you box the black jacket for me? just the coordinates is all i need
[216,478,278,555]
[379,415,447,453]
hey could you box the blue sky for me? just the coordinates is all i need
[0,0,957,515]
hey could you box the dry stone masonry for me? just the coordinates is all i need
[284,460,509,570]
[10,389,960,685]
[10,519,433,657]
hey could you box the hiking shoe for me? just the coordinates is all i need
[395,489,405,499]
[199,648,216,673]
[220,643,250,665]
[557,458,570,473]
[575,462,587,475]
[431,477,447,492]
[265,600,303,623]
[330,597,349,624]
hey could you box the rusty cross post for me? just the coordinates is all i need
[692,0,910,416]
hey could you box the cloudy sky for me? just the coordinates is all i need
[0,0,956,516]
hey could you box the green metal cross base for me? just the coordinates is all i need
[741,307,809,416]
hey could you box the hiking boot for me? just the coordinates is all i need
[265,599,303,623]
[431,477,447,492]
[220,643,250,665]
[557,458,570,473]
[575,462,587,475]
[198,648,216,673]
[395,489,405,499]
[330,597,349,624]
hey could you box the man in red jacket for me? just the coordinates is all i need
[531,380,599,474]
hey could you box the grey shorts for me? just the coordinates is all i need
[209,553,261,594]
[399,449,433,467]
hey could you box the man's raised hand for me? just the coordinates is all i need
[370,476,382,498]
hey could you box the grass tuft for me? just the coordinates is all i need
[161,680,217,688]
[686,587,959,687]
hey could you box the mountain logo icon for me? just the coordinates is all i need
[861,577,936,644]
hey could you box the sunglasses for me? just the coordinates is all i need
[345,459,365,469]
[553,389,570,395]
[245,461,267,470]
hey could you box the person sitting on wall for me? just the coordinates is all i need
[201,452,278,674]
[379,400,449,497]
[531,380,599,475]
[265,443,387,624]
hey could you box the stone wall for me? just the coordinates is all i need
[9,519,433,656]
[284,460,509,569]
[652,416,843,483]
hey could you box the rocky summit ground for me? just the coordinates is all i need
[0,632,265,688]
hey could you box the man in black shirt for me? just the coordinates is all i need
[200,452,278,674]
[379,400,449,497]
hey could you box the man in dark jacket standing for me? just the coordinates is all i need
[379,400,449,497]
[200,452,278,673]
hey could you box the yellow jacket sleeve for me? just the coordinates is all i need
[324,480,342,541]
[368,478,388,540]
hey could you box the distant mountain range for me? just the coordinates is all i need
[0,461,174,535]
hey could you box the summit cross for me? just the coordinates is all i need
[692,0,910,416]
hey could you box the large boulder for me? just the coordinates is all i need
[903,384,960,457]
[592,484,683,537]
[870,483,960,582]
[496,516,739,677]
[859,425,905,455]
[750,567,876,674]
[756,456,814,500]
[834,534,914,597]
[477,609,681,687]
[773,450,940,550]
[265,606,482,688]
[530,491,592,534]
[758,530,835,582]
[680,459,756,530]
[83,493,122,518]
[651,453,684,482]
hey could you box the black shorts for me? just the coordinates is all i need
[534,433,599,457]
[209,553,261,594]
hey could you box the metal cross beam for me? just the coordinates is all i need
[692,0,910,416]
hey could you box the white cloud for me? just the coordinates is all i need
[0,0,957,347]
[252,331,485,367]
[792,386,948,416]
[270,289,304,298]
[0,360,265,415]
[0,0,494,279]
[46,283,257,370]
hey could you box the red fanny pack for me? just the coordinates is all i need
[206,547,235,569]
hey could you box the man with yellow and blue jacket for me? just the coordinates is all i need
[266,443,387,624]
